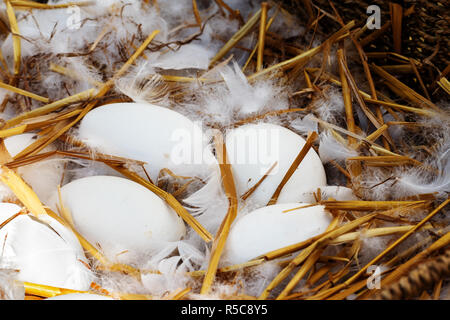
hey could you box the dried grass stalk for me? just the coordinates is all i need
[371,64,439,112]
[23,282,91,298]
[209,8,262,67]
[201,133,238,294]
[337,48,355,145]
[4,0,20,75]
[4,89,96,129]
[256,2,268,72]
[0,81,49,103]
[340,200,450,295]
[0,165,48,216]
[191,0,201,25]
[267,131,318,205]
[322,200,430,211]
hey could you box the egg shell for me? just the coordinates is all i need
[78,102,217,182]
[3,133,37,157]
[2,133,64,204]
[0,203,93,291]
[46,293,114,300]
[297,186,359,203]
[225,123,327,206]
[223,203,332,265]
[51,175,186,264]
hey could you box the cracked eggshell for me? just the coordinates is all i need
[51,175,186,264]
[226,123,327,207]
[77,102,217,182]
[297,186,359,203]
[0,203,93,291]
[2,133,64,204]
[223,203,332,265]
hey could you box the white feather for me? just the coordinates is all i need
[318,130,359,163]
[182,171,229,236]
[0,270,25,300]
[396,142,450,197]
[290,114,319,135]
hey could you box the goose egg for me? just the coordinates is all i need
[223,203,332,265]
[297,186,359,203]
[78,103,217,182]
[0,203,93,291]
[2,133,64,204]
[51,175,186,264]
[226,123,326,206]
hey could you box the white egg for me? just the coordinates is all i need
[3,134,37,157]
[0,203,93,291]
[2,133,64,204]
[46,293,114,300]
[78,102,217,182]
[226,123,327,206]
[223,203,332,265]
[50,175,186,264]
[297,186,359,203]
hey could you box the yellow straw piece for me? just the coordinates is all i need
[256,2,268,72]
[437,77,450,95]
[4,0,21,75]
[4,89,96,129]
[0,165,48,217]
[23,282,91,298]
[209,8,262,67]
[201,134,238,294]
[0,124,27,138]
[0,81,49,103]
